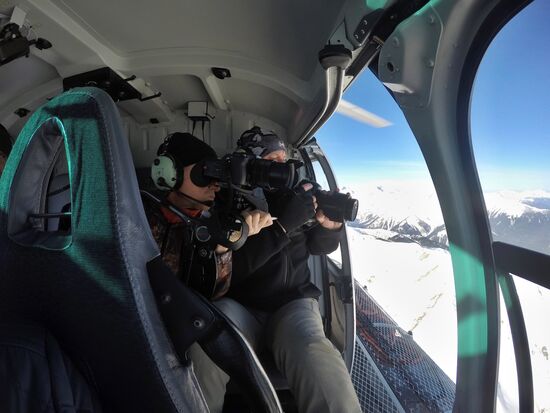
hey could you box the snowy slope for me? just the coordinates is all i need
[345,182,550,255]
[341,182,550,412]
[343,226,458,379]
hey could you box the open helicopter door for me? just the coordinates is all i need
[297,138,355,371]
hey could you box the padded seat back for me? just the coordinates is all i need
[0,87,208,412]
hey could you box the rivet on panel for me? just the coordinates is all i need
[193,318,206,329]
[161,294,172,304]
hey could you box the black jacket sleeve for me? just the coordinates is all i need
[306,224,343,255]
[231,222,291,285]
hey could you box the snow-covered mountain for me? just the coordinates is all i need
[339,181,550,412]
[344,182,447,248]
[344,182,550,254]
[342,224,550,413]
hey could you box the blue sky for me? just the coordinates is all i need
[316,0,550,192]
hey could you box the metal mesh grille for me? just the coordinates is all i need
[352,282,455,412]
[352,338,404,413]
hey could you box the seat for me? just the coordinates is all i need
[0,87,281,412]
[0,322,103,413]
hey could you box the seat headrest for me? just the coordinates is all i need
[1,87,159,253]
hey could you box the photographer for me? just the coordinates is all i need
[145,132,272,299]
[144,132,280,412]
[214,128,361,413]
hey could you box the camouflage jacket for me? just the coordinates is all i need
[145,200,232,300]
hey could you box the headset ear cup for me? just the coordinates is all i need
[151,154,183,190]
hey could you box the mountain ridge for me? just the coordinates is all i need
[344,183,550,253]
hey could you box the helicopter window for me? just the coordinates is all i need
[471,1,550,256]
[316,68,457,410]
[470,1,550,410]
[311,159,330,192]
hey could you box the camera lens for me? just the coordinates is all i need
[346,197,359,221]
[316,190,359,223]
[247,159,295,189]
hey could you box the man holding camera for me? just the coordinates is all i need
[146,131,360,413]
[146,132,272,299]
[217,127,362,413]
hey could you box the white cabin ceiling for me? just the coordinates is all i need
[1,0,376,144]
[49,0,345,81]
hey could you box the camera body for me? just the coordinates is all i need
[192,151,300,214]
[196,151,299,191]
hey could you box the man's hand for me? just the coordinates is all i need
[215,244,229,254]
[315,209,343,230]
[242,209,273,236]
[278,185,316,233]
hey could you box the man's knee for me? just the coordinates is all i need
[266,301,361,413]
[268,298,325,346]
[267,298,340,368]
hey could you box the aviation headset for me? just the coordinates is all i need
[151,133,184,191]
[151,132,217,191]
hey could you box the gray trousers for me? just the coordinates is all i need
[189,297,362,413]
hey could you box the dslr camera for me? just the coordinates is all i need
[192,150,301,212]
[192,150,300,191]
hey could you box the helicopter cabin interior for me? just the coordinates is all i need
[0,0,547,412]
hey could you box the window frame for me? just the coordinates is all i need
[298,139,356,370]
[460,1,538,411]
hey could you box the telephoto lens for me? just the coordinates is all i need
[246,158,297,189]
[196,153,299,191]
[315,190,358,223]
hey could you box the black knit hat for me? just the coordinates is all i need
[237,127,286,157]
[158,132,217,166]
